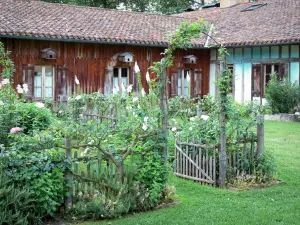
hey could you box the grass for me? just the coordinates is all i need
[77,121,300,225]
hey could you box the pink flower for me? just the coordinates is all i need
[10,127,22,134]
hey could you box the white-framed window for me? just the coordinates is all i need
[34,66,54,99]
[113,67,129,92]
[178,69,190,97]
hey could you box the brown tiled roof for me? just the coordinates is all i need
[173,0,300,46]
[0,0,204,47]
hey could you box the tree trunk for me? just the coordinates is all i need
[256,115,264,158]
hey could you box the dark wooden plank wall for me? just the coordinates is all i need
[1,38,210,99]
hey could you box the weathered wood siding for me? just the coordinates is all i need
[1,38,210,100]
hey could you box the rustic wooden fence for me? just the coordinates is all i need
[174,139,216,185]
[64,114,122,207]
[227,134,257,177]
[173,116,264,186]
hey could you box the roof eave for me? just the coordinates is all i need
[0,34,206,49]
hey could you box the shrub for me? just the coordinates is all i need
[0,167,40,225]
[14,102,54,134]
[137,152,170,208]
[0,82,19,146]
[265,73,300,113]
[1,135,67,218]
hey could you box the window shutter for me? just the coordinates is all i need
[104,66,113,95]
[193,69,202,98]
[278,63,289,79]
[57,65,68,102]
[252,64,262,98]
[22,64,34,97]
[170,69,178,97]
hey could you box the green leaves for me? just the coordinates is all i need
[265,73,300,113]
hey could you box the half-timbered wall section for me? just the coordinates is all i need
[209,45,300,104]
[2,38,210,101]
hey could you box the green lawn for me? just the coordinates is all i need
[78,121,300,225]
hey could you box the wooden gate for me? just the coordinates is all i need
[174,140,216,186]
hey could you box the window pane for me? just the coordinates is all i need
[45,66,53,77]
[122,77,127,86]
[45,76,53,86]
[121,68,128,77]
[45,88,53,98]
[184,78,189,88]
[34,88,42,98]
[113,68,118,78]
[184,87,189,96]
[178,71,182,96]
[113,77,119,88]
[34,76,42,86]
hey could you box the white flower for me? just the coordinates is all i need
[0,101,4,106]
[121,83,125,92]
[75,75,80,85]
[113,86,120,94]
[22,83,29,93]
[189,127,193,131]
[144,117,149,123]
[201,115,209,121]
[171,127,177,132]
[35,102,44,108]
[190,117,195,121]
[75,95,81,100]
[141,88,146,97]
[84,148,89,154]
[142,124,147,131]
[16,84,23,94]
[134,61,140,73]
[146,71,150,83]
[127,84,133,93]
[1,79,9,85]
[186,72,190,82]
[88,139,95,145]
[133,97,138,103]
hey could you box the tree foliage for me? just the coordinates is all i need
[41,0,204,14]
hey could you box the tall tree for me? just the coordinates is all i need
[41,0,205,14]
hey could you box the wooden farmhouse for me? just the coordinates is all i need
[0,0,299,104]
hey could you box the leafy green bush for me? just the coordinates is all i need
[265,73,300,113]
[0,81,19,146]
[254,152,277,182]
[15,102,54,134]
[0,167,40,225]
[136,152,170,208]
[1,134,67,218]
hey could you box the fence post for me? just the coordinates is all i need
[256,115,264,158]
[219,61,227,189]
[65,127,72,209]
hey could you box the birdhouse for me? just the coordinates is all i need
[117,52,134,63]
[41,48,57,59]
[183,55,197,64]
